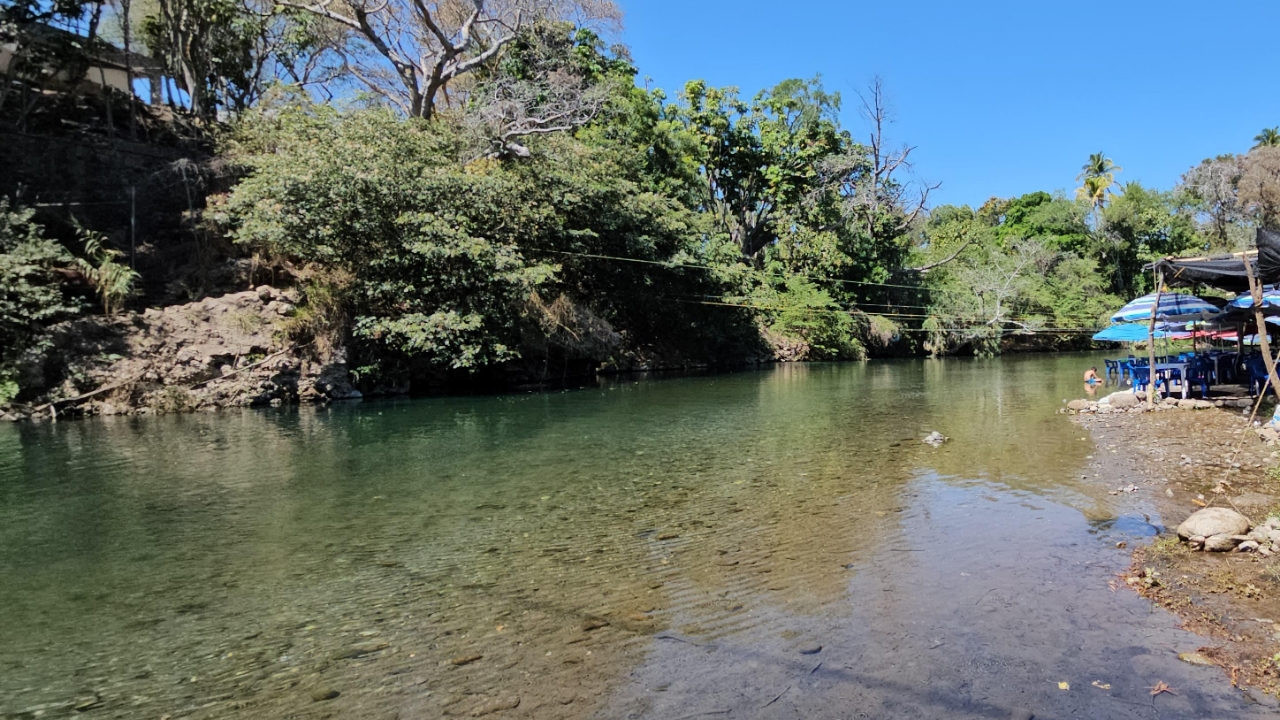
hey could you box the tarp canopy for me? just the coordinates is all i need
[1149,228,1280,293]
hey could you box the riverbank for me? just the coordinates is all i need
[0,286,362,422]
[1074,396,1280,696]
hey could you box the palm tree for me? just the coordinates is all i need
[1075,152,1121,210]
[1254,127,1280,148]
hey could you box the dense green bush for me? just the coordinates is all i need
[0,200,80,401]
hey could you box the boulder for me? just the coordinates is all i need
[1238,540,1261,553]
[1204,533,1241,552]
[1193,399,1215,410]
[1176,507,1250,541]
[922,431,947,447]
[1067,399,1092,411]
[1177,399,1198,409]
[1108,392,1140,409]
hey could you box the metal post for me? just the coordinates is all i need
[129,185,136,269]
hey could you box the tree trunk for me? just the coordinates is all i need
[1146,270,1160,408]
[120,0,136,139]
[1243,247,1280,407]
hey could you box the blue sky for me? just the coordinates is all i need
[617,0,1280,209]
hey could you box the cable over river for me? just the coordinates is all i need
[0,354,1272,718]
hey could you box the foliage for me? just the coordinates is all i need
[0,199,81,395]
[140,0,336,122]
[221,106,554,371]
[74,227,138,314]
[1238,147,1280,228]
[1075,152,1122,210]
[1255,127,1280,149]
[220,101,758,381]
[755,275,864,360]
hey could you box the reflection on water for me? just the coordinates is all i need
[0,354,1253,718]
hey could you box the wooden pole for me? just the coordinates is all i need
[1147,270,1161,408]
[1243,248,1280,407]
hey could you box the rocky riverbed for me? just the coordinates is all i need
[1074,393,1280,694]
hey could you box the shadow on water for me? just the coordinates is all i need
[0,353,1266,718]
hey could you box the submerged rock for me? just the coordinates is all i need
[1176,507,1249,541]
[922,431,947,447]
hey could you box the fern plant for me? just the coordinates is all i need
[75,230,139,315]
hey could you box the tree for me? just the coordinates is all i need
[141,0,338,122]
[279,0,620,119]
[1100,182,1197,294]
[1178,154,1245,250]
[461,22,628,159]
[1238,147,1280,228]
[848,77,938,262]
[1075,152,1121,210]
[1254,127,1280,148]
[670,77,852,261]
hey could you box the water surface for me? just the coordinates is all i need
[0,355,1268,718]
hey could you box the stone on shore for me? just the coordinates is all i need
[1204,533,1241,552]
[1176,507,1249,541]
[1067,399,1092,411]
[1107,392,1140,409]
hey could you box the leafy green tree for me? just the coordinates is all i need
[670,76,851,261]
[222,106,556,371]
[141,0,334,122]
[0,200,81,399]
[1100,182,1197,293]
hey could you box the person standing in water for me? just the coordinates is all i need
[1083,367,1099,384]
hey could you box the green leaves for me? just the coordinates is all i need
[0,200,81,396]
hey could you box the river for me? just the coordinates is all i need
[0,354,1272,718]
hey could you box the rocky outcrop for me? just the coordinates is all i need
[4,286,359,420]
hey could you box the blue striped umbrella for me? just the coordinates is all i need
[1228,285,1280,309]
[1109,292,1222,324]
[1091,323,1174,342]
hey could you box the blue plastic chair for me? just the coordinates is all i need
[1247,356,1271,397]
[1186,359,1211,398]
[1131,366,1166,398]
[1104,359,1120,381]
[1159,366,1183,397]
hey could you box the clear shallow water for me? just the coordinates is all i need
[0,355,1269,718]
